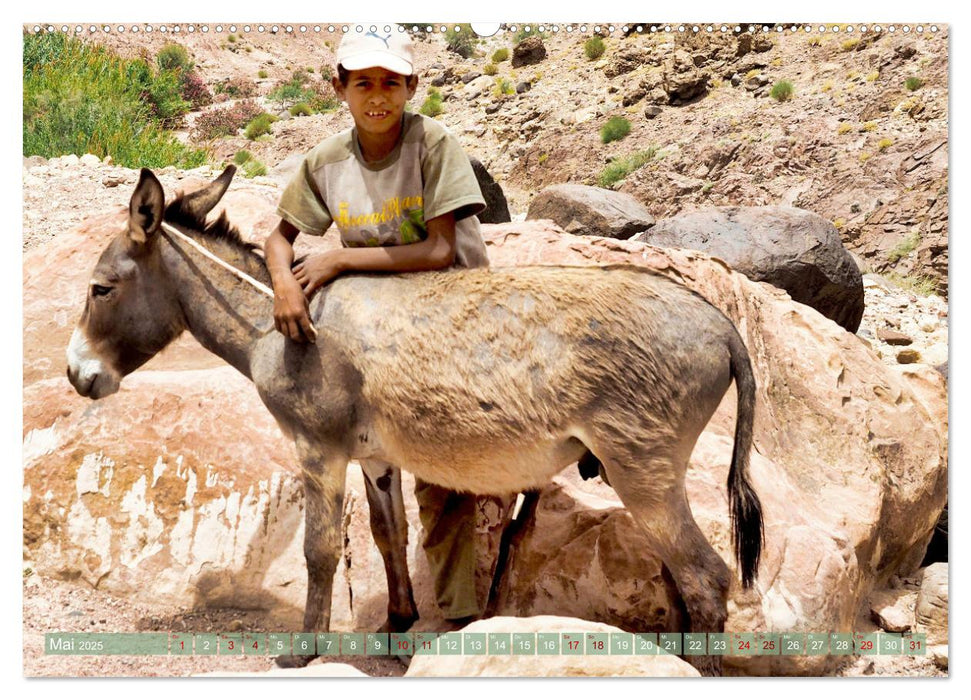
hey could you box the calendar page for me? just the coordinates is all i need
[22,20,949,680]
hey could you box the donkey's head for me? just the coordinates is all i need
[66,167,234,399]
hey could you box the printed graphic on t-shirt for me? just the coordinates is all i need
[334,196,427,247]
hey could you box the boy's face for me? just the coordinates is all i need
[333,67,418,139]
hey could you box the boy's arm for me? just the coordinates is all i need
[293,212,457,296]
[265,218,317,343]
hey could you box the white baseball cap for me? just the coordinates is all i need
[336,30,415,76]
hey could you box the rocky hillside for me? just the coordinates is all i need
[33,22,947,296]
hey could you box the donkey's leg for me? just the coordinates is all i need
[361,460,419,633]
[276,450,347,669]
[603,456,731,677]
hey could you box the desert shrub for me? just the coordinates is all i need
[420,89,443,117]
[905,77,923,91]
[493,78,515,97]
[445,24,477,58]
[584,36,606,60]
[770,80,794,102]
[492,48,510,63]
[290,102,312,117]
[192,99,263,140]
[841,38,860,51]
[244,113,278,140]
[227,34,237,43]
[258,69,268,79]
[483,63,498,76]
[214,77,257,98]
[888,231,920,263]
[267,71,319,106]
[309,94,340,113]
[242,159,268,178]
[23,31,204,168]
[877,137,893,151]
[180,70,212,108]
[597,148,656,187]
[600,116,631,144]
[837,122,853,135]
[862,121,877,132]
[233,150,252,165]
[157,43,192,73]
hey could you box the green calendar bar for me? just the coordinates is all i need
[267,633,290,656]
[806,633,829,655]
[489,633,512,655]
[390,632,413,656]
[194,634,218,655]
[903,633,927,656]
[610,633,633,655]
[292,633,316,656]
[439,632,463,655]
[341,633,365,655]
[733,633,757,656]
[683,633,707,655]
[219,633,243,655]
[561,633,584,655]
[880,634,903,656]
[316,633,339,655]
[464,633,487,655]
[781,632,805,656]
[758,633,780,655]
[415,633,438,655]
[367,632,389,656]
[514,633,536,655]
[708,633,730,656]
[830,633,854,655]
[44,633,169,655]
[658,633,682,655]
[537,633,560,655]
[585,632,609,655]
[855,633,879,656]
[635,633,658,655]
[170,633,193,656]
[243,633,266,655]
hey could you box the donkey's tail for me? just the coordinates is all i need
[727,329,763,588]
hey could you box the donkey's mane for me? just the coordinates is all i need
[163,194,272,282]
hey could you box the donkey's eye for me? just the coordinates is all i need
[91,284,113,298]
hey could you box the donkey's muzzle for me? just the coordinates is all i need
[66,328,121,399]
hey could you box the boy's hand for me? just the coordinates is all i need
[293,251,345,297]
[273,275,317,343]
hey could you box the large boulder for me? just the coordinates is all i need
[406,616,699,677]
[915,563,948,645]
[480,220,946,675]
[526,184,655,239]
[469,157,512,224]
[632,206,865,332]
[511,36,547,68]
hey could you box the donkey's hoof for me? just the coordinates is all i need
[378,612,418,634]
[275,654,316,669]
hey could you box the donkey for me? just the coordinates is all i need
[66,168,762,675]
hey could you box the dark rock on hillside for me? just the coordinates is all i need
[470,157,511,224]
[633,206,865,332]
[526,184,655,239]
[511,37,547,68]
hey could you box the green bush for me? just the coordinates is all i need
[157,43,192,73]
[267,71,321,106]
[242,159,268,178]
[584,36,606,60]
[192,99,263,140]
[258,69,268,79]
[483,63,498,76]
[214,76,257,98]
[233,150,252,165]
[290,102,312,116]
[492,48,510,63]
[445,24,477,58]
[244,113,278,140]
[597,149,656,187]
[770,80,794,102]
[420,89,443,117]
[600,116,631,144]
[23,32,204,168]
[905,77,923,91]
[493,78,515,97]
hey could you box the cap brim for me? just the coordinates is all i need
[339,51,413,76]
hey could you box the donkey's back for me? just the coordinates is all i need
[289,265,744,495]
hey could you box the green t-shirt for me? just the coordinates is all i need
[277,112,489,268]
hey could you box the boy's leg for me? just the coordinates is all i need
[414,478,481,621]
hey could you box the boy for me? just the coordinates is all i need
[265,29,488,628]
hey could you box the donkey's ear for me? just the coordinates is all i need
[181,165,236,221]
[128,169,165,246]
